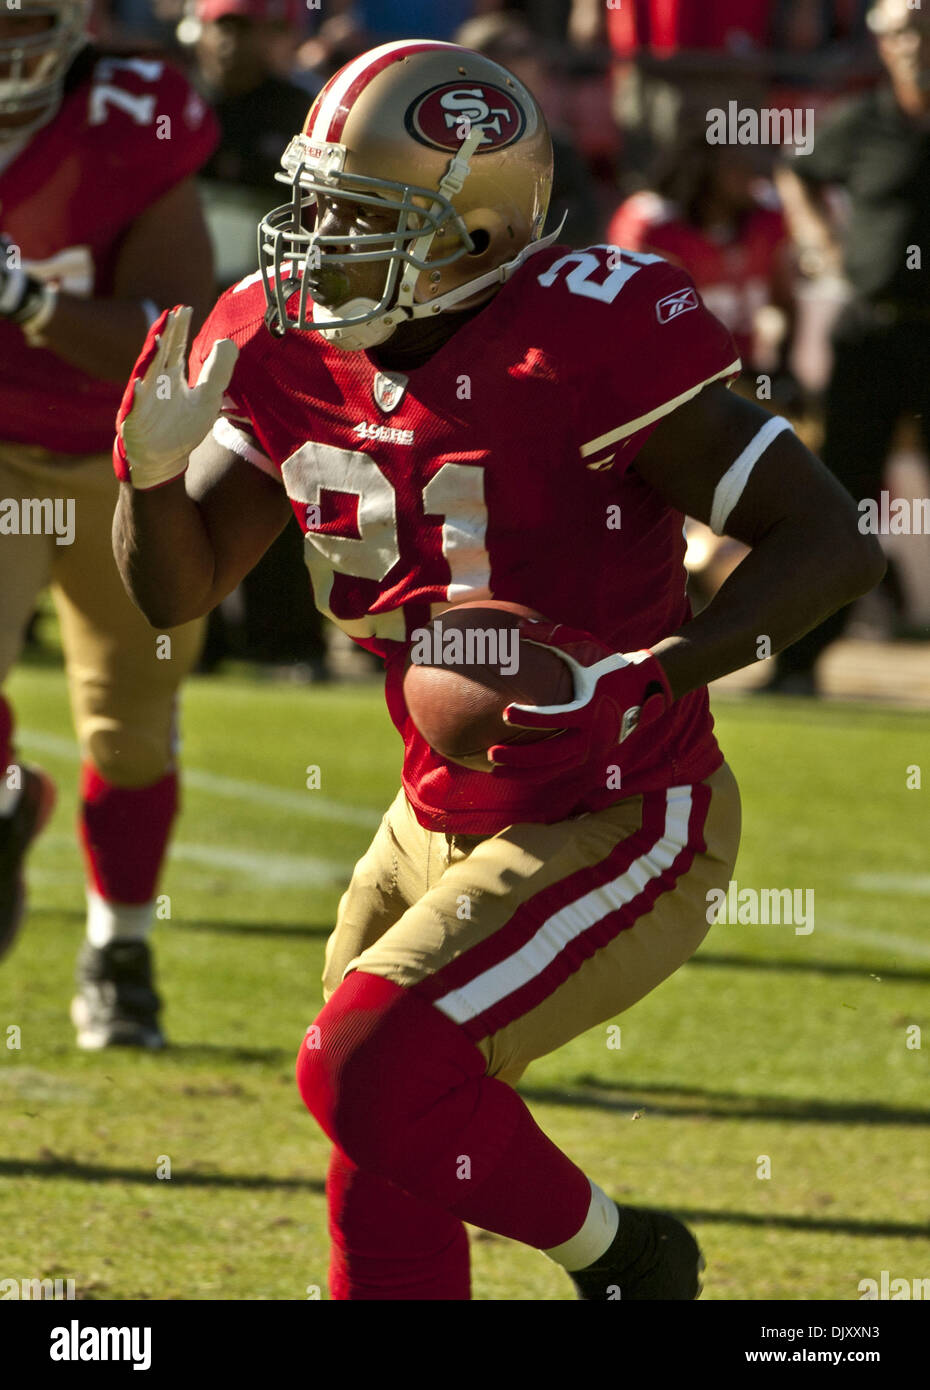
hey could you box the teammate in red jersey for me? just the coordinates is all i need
[112,41,883,1298]
[607,137,797,617]
[0,2,218,1049]
[607,142,791,373]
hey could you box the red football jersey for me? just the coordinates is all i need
[607,193,787,364]
[190,245,741,834]
[0,52,218,454]
[607,0,771,58]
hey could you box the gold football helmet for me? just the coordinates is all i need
[0,1,90,139]
[259,40,559,351]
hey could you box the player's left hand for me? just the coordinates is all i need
[489,634,673,778]
[114,305,239,491]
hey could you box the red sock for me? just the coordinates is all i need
[297,971,591,1253]
[79,764,178,903]
[326,1147,470,1300]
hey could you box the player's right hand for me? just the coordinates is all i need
[489,626,673,780]
[113,305,239,491]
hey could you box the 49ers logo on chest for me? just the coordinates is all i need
[405,82,526,153]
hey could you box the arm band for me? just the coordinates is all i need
[710,416,794,536]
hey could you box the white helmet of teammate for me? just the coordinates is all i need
[0,1,91,139]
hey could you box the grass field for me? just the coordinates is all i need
[2,658,928,1301]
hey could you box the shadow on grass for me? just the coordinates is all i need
[28,906,332,941]
[672,1207,929,1239]
[29,920,925,977]
[691,950,930,985]
[0,1162,921,1239]
[0,1156,324,1193]
[520,1083,930,1128]
[157,1043,301,1064]
[165,920,333,941]
[30,927,926,977]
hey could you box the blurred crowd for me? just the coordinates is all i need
[75,0,930,690]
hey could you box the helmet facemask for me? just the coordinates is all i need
[259,129,485,351]
[0,2,90,141]
[257,42,558,352]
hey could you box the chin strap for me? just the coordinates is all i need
[406,212,568,321]
[395,125,484,313]
[315,212,568,351]
[393,123,567,321]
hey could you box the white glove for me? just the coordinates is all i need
[113,305,239,490]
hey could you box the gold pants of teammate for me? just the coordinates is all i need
[324,761,741,1085]
[0,442,203,785]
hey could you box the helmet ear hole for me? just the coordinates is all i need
[467,228,492,256]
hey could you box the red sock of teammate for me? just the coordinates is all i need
[79,763,178,905]
[297,971,592,1257]
[326,1146,470,1300]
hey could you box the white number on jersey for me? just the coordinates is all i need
[537,245,662,304]
[281,444,491,642]
[88,58,164,127]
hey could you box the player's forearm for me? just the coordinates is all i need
[652,520,885,700]
[113,477,219,628]
[28,294,157,382]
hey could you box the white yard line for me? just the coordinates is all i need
[169,842,356,886]
[19,728,382,829]
[813,918,930,961]
[849,873,930,897]
[36,832,357,888]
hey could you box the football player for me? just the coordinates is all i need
[111,41,884,1297]
[0,2,218,1048]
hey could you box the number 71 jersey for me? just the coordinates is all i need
[0,51,218,454]
[191,243,741,833]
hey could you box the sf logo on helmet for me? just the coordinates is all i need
[406,82,527,154]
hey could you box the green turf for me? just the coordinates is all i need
[2,662,928,1300]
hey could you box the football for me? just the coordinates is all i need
[402,600,575,771]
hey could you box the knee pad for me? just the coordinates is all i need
[83,718,174,788]
[296,970,487,1179]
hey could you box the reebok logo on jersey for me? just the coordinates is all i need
[656,288,699,323]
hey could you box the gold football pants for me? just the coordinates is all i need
[0,441,203,785]
[324,761,741,1085]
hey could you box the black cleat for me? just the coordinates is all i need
[71,939,166,1050]
[569,1205,705,1301]
[0,765,57,962]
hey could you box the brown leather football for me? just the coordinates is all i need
[402,600,574,772]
